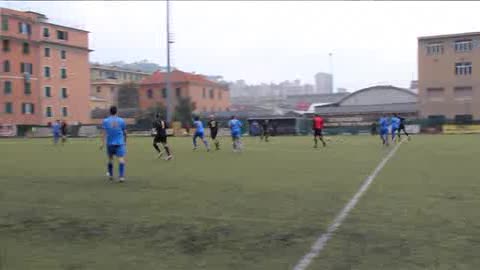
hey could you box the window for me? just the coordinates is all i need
[428,115,446,125]
[4,81,12,95]
[44,47,50,57]
[44,86,52,97]
[96,86,101,93]
[455,62,472,75]
[61,50,66,60]
[43,27,50,37]
[44,66,51,78]
[62,107,68,117]
[5,102,13,114]
[162,88,167,98]
[22,103,34,114]
[57,30,68,40]
[22,42,30,54]
[455,114,473,124]
[20,63,33,74]
[61,88,68,98]
[45,106,53,117]
[2,39,10,52]
[147,89,153,99]
[110,87,115,93]
[176,88,181,97]
[1,16,8,31]
[3,60,10,72]
[454,87,473,100]
[209,88,214,99]
[218,90,222,100]
[24,82,31,95]
[202,88,206,98]
[455,40,473,52]
[61,68,67,79]
[426,87,444,101]
[426,43,444,55]
[18,22,31,35]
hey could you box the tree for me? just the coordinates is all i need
[174,97,196,126]
[135,103,167,128]
[117,82,139,109]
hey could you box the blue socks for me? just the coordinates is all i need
[108,162,125,178]
[107,162,113,176]
[119,162,125,178]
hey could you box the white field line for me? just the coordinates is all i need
[292,140,404,270]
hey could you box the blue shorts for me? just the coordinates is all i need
[194,132,204,139]
[231,131,241,139]
[392,126,399,132]
[380,128,388,136]
[107,144,126,157]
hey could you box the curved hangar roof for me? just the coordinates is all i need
[314,85,418,115]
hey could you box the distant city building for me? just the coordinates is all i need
[285,93,349,111]
[0,8,91,125]
[418,32,480,121]
[337,88,348,93]
[228,78,316,99]
[409,80,418,90]
[314,72,333,94]
[139,70,231,113]
[205,75,224,82]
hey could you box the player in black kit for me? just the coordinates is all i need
[61,121,68,144]
[207,114,220,150]
[152,114,173,160]
[394,113,411,141]
[260,119,269,142]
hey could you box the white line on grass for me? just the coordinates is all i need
[292,140,404,270]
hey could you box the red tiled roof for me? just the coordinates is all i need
[140,69,216,85]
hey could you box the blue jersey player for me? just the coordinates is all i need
[390,114,400,142]
[192,116,210,151]
[379,115,389,146]
[101,106,127,182]
[52,120,61,145]
[228,115,243,152]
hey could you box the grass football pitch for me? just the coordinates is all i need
[0,135,479,270]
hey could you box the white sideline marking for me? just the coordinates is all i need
[292,141,404,270]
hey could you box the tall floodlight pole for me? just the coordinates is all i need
[165,0,173,123]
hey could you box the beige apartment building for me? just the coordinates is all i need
[89,64,151,110]
[418,32,480,122]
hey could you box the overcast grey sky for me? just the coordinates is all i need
[3,1,480,90]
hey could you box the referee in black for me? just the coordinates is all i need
[394,113,411,141]
[152,113,173,160]
[207,114,220,150]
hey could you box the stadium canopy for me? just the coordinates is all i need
[312,85,418,116]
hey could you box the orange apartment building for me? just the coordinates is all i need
[1,8,91,125]
[139,70,230,113]
[418,32,480,122]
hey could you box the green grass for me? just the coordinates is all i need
[310,135,480,270]
[0,135,479,270]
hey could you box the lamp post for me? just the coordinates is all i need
[165,0,174,123]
